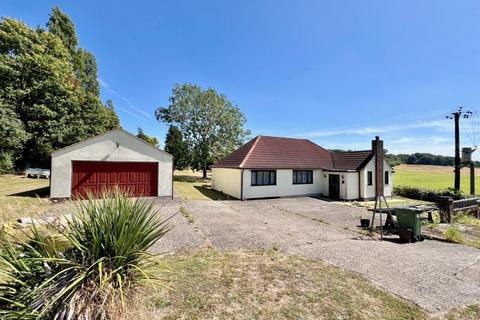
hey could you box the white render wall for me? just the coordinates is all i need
[346,172,360,200]
[320,171,359,200]
[359,157,393,199]
[242,169,322,199]
[211,168,242,199]
[212,162,393,201]
[50,130,173,198]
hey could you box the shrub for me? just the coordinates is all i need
[0,190,172,319]
[393,185,465,202]
[0,153,14,174]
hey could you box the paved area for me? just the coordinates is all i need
[151,197,480,313]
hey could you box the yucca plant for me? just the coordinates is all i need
[0,190,173,319]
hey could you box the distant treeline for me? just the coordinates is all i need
[385,153,480,167]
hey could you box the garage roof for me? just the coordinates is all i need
[51,129,172,158]
[211,136,375,171]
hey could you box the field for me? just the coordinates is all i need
[173,170,229,200]
[394,164,480,193]
[0,174,50,223]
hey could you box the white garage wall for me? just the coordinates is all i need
[242,169,322,199]
[50,130,173,198]
[211,168,242,199]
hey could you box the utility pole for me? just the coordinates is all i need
[447,107,472,191]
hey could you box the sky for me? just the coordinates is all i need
[3,0,480,158]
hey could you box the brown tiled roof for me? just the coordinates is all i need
[331,151,373,171]
[211,136,374,171]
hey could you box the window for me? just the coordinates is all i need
[293,170,313,184]
[251,170,276,186]
[384,171,389,185]
[367,171,373,186]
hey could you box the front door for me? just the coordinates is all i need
[328,174,340,199]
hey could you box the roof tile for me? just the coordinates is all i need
[211,136,373,171]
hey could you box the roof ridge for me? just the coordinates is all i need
[239,136,261,168]
[257,135,310,141]
[332,150,372,154]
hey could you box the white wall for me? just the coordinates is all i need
[360,157,393,199]
[321,171,359,200]
[211,168,242,199]
[50,130,173,198]
[211,162,393,201]
[346,172,360,200]
[242,169,323,199]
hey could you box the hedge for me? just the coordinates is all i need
[393,185,465,202]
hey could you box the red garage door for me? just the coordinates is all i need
[71,161,158,198]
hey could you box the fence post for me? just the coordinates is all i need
[438,196,453,223]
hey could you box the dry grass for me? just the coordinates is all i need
[116,250,425,320]
[356,196,433,210]
[173,170,229,200]
[394,164,480,193]
[395,164,480,175]
[441,304,480,320]
[0,174,50,223]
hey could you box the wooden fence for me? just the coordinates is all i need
[438,196,480,223]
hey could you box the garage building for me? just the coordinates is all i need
[50,129,173,198]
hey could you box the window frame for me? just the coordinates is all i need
[367,171,373,186]
[292,170,313,185]
[251,170,277,186]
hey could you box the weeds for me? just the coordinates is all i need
[443,225,464,243]
[180,207,194,224]
[454,214,480,228]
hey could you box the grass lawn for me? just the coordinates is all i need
[357,196,433,209]
[122,250,427,320]
[0,174,50,223]
[394,164,480,193]
[173,170,229,200]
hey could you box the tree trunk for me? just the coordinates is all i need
[202,165,207,179]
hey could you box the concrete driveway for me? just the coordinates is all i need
[152,197,480,313]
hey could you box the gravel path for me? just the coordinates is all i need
[151,197,480,313]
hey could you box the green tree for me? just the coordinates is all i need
[164,125,189,170]
[0,9,120,169]
[0,103,28,172]
[47,7,78,52]
[136,128,159,147]
[48,7,100,97]
[156,83,250,178]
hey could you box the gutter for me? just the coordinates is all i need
[171,158,174,200]
[240,169,244,200]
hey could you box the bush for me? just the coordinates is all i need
[393,185,465,202]
[0,153,14,174]
[0,190,172,319]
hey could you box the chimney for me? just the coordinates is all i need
[372,136,384,196]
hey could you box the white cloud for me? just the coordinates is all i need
[99,78,154,120]
[298,119,452,138]
[98,78,109,89]
[117,107,147,121]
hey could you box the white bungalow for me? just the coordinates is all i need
[211,136,392,200]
